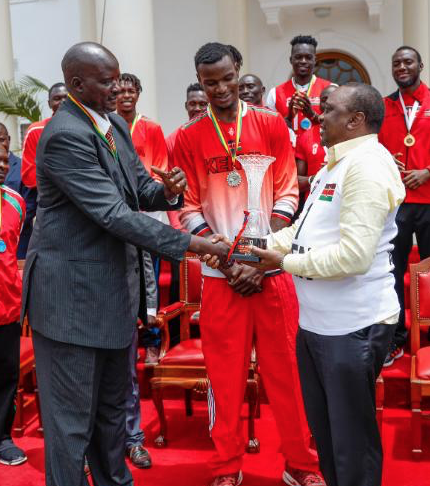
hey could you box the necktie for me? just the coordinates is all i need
[105,126,117,156]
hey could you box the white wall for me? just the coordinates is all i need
[10,0,80,119]
[152,0,218,135]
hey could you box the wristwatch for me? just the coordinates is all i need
[279,256,286,272]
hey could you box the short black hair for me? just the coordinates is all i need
[48,82,66,99]
[394,45,422,64]
[291,35,318,49]
[186,83,204,95]
[343,82,385,133]
[226,44,243,69]
[119,73,142,93]
[194,42,234,70]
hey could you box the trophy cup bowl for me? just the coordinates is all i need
[231,154,276,262]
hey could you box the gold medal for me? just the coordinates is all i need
[404,133,416,147]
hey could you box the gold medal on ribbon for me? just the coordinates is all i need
[404,133,416,147]
[208,101,243,187]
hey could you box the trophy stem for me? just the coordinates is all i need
[231,154,276,262]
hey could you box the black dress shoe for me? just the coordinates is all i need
[128,445,152,469]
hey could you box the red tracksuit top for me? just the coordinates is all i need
[379,82,430,204]
[21,118,50,189]
[173,102,298,241]
[0,185,26,325]
[274,77,331,137]
[130,115,169,182]
[295,123,326,178]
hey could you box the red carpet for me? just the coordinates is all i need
[1,390,430,486]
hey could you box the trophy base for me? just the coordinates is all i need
[231,236,267,262]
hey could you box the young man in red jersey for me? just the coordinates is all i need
[20,83,67,257]
[117,73,169,180]
[166,82,208,166]
[174,42,324,486]
[0,146,27,466]
[266,35,330,138]
[21,83,68,189]
[295,84,337,198]
[378,46,430,366]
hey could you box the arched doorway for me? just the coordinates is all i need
[315,51,371,85]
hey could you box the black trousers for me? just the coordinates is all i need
[0,322,20,443]
[33,331,133,486]
[296,324,395,486]
[392,203,430,347]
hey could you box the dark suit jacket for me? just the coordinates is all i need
[21,98,190,349]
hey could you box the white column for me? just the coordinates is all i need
[403,0,430,85]
[217,0,249,73]
[79,0,97,42]
[95,0,157,120]
[0,0,18,150]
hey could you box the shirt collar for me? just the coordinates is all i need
[326,134,377,169]
[82,104,111,136]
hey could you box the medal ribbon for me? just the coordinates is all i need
[207,101,243,167]
[130,113,142,137]
[292,75,316,131]
[399,91,419,133]
[68,94,118,160]
[227,210,250,262]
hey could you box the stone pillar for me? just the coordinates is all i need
[403,0,430,84]
[95,0,157,120]
[217,0,249,73]
[0,0,18,150]
[79,0,97,42]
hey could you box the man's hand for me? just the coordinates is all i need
[137,315,157,330]
[188,235,230,269]
[227,264,264,297]
[241,246,285,272]
[295,92,318,120]
[392,152,405,171]
[403,169,430,190]
[152,166,188,199]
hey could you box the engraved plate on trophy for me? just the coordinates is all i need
[231,154,276,262]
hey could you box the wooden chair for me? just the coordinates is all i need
[150,253,260,453]
[13,260,43,436]
[409,256,430,454]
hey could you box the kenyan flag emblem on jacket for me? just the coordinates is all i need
[319,183,336,202]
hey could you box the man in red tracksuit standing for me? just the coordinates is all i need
[174,42,324,486]
[378,46,430,366]
[0,145,27,466]
[266,35,330,140]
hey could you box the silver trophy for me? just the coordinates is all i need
[231,154,276,262]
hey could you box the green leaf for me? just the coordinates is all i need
[0,76,45,123]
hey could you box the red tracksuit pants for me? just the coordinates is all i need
[199,273,319,476]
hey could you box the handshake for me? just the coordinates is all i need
[187,234,232,270]
[188,233,284,273]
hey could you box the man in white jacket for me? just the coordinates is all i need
[239,83,405,486]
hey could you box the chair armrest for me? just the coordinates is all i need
[156,301,187,360]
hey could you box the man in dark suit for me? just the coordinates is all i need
[21,42,228,486]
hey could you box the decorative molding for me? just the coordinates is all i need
[365,0,384,31]
[263,6,283,38]
[258,0,384,36]
[10,0,40,4]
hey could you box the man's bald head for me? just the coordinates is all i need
[62,42,118,83]
[61,42,121,115]
[239,73,265,106]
